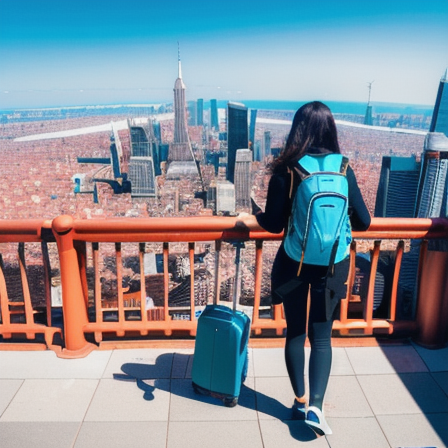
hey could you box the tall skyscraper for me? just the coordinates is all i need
[187,101,197,126]
[253,141,261,162]
[210,99,219,130]
[397,132,448,320]
[129,118,160,174]
[374,156,420,217]
[415,132,448,218]
[166,49,200,179]
[263,131,271,161]
[197,98,204,126]
[249,109,257,149]
[234,149,252,211]
[429,68,448,137]
[227,102,248,183]
[128,118,158,197]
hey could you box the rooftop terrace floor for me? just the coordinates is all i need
[1,339,447,448]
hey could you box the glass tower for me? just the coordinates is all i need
[429,69,448,137]
[210,99,219,130]
[227,102,248,183]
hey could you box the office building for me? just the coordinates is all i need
[187,101,197,126]
[127,119,158,197]
[429,68,448,136]
[227,102,248,184]
[129,118,160,175]
[216,181,235,214]
[253,141,261,162]
[263,131,271,162]
[234,149,252,211]
[128,157,157,197]
[249,109,257,149]
[398,132,448,320]
[415,132,448,219]
[206,181,216,212]
[210,99,219,130]
[374,156,420,218]
[197,98,204,126]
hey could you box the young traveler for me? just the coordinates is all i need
[237,101,371,435]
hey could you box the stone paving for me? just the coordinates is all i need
[0,341,447,448]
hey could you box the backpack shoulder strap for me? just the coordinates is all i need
[340,156,349,175]
[287,166,304,199]
[287,167,294,199]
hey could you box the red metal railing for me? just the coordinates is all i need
[0,219,62,352]
[1,215,448,358]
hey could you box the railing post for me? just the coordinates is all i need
[415,250,448,348]
[252,240,263,335]
[52,215,96,358]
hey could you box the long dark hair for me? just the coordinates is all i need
[270,101,340,173]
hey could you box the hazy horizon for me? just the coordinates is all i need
[0,99,435,115]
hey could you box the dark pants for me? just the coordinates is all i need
[278,263,343,409]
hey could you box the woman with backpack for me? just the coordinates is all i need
[237,101,371,435]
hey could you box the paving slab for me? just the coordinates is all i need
[0,379,98,422]
[345,346,428,375]
[0,350,112,379]
[377,412,448,448]
[259,419,328,447]
[324,375,373,417]
[167,420,263,448]
[432,371,448,396]
[253,376,297,420]
[74,421,168,448]
[84,378,170,422]
[413,343,448,372]
[169,377,257,422]
[0,380,23,416]
[0,422,80,448]
[171,352,193,378]
[324,417,390,448]
[251,347,293,377]
[102,348,175,379]
[330,347,355,375]
[358,372,448,415]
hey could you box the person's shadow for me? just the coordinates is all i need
[113,353,319,442]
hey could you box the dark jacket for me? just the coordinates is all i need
[255,150,371,317]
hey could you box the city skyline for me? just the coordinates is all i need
[0,0,447,110]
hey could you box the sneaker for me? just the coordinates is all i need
[291,398,306,420]
[305,406,332,435]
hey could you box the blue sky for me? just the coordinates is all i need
[0,0,447,109]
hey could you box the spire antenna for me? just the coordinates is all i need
[367,80,374,105]
[177,41,182,79]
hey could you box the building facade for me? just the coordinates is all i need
[429,68,448,137]
[234,148,252,211]
[216,181,235,214]
[227,102,248,184]
[167,53,200,179]
[128,118,158,197]
[197,98,204,126]
[374,156,420,218]
[210,99,219,130]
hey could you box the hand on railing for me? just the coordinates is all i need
[235,212,264,231]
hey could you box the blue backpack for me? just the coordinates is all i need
[283,153,352,275]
